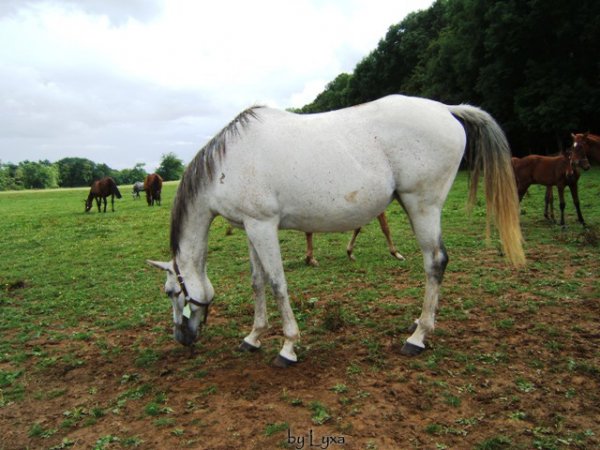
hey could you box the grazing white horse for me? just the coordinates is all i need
[148,95,525,367]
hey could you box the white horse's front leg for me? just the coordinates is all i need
[239,241,269,352]
[244,218,300,367]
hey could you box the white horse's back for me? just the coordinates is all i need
[209,95,466,232]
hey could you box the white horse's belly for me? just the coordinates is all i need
[276,179,394,232]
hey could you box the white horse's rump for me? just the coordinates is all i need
[148,95,524,366]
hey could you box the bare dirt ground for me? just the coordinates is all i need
[1,249,599,450]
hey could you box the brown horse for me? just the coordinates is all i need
[304,212,404,266]
[144,173,163,206]
[512,141,590,226]
[85,177,122,213]
[572,132,600,164]
[543,133,600,223]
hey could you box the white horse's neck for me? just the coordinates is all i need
[174,197,214,277]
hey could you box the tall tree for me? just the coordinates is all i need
[56,157,96,187]
[156,153,184,181]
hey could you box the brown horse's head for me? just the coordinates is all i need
[84,198,93,212]
[571,133,592,171]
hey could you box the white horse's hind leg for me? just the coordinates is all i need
[244,218,300,367]
[239,241,269,352]
[399,197,448,355]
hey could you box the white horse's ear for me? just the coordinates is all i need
[146,260,173,272]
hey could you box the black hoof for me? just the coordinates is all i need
[399,342,425,356]
[238,340,260,353]
[406,322,418,334]
[272,354,297,368]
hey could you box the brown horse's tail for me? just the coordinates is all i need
[111,179,122,199]
[448,105,525,267]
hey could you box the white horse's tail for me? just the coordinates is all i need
[448,105,525,267]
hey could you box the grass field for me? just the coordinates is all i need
[1,169,599,449]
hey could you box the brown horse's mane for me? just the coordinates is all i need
[170,106,263,255]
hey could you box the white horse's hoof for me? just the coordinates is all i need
[399,341,425,356]
[272,354,297,368]
[238,341,260,353]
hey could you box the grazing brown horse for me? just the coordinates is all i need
[304,212,404,266]
[512,141,590,226]
[85,177,122,213]
[144,173,163,206]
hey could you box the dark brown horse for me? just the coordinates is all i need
[512,140,590,226]
[304,212,404,266]
[144,173,163,206]
[85,177,122,213]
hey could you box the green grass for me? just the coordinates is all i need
[1,170,599,449]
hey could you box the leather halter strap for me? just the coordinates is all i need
[172,258,211,323]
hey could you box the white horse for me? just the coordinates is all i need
[132,181,144,199]
[148,95,525,367]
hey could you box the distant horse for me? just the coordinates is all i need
[132,181,144,199]
[304,212,404,266]
[512,141,590,226]
[144,173,163,206]
[85,177,122,213]
[148,95,524,367]
[543,133,599,224]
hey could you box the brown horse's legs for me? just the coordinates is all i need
[305,233,318,267]
[517,185,528,202]
[111,194,115,212]
[346,228,361,261]
[376,212,404,261]
[95,197,101,213]
[558,186,567,227]
[544,186,555,222]
[568,182,585,225]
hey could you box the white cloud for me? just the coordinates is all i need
[0,0,433,169]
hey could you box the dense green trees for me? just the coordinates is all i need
[296,0,600,155]
[1,159,152,191]
[0,154,187,191]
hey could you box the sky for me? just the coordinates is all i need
[0,0,434,171]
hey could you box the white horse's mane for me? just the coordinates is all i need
[170,106,263,254]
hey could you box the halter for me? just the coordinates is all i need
[172,258,211,324]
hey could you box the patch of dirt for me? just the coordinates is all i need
[1,254,599,450]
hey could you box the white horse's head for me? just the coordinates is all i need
[146,259,214,347]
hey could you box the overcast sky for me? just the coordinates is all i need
[0,0,433,171]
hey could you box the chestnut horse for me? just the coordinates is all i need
[85,177,122,213]
[144,173,163,206]
[572,132,600,164]
[543,133,600,224]
[304,212,404,266]
[512,140,590,226]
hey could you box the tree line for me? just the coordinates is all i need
[293,0,599,155]
[0,153,184,191]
